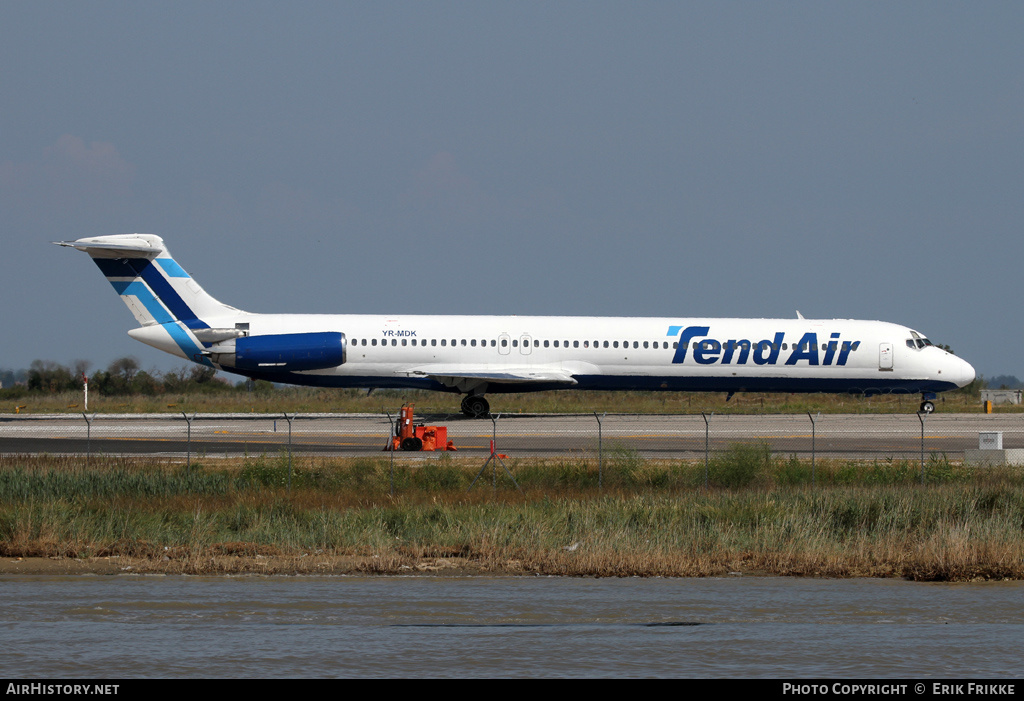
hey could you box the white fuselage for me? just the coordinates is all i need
[61,233,975,403]
[130,311,975,396]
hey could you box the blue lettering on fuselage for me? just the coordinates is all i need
[668,326,860,366]
[382,330,417,337]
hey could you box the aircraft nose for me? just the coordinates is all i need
[958,357,976,388]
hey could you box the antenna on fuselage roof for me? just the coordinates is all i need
[796,311,805,319]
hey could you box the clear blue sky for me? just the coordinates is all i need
[2,2,1021,380]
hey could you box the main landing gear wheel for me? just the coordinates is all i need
[461,395,490,418]
[920,400,935,414]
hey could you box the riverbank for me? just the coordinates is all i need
[1,537,1017,580]
[0,554,492,576]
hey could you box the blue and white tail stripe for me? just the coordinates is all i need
[92,256,209,330]
[56,234,237,365]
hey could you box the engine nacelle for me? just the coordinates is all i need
[232,332,346,372]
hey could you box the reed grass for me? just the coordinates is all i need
[1,452,1022,580]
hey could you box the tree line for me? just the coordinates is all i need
[1,358,247,398]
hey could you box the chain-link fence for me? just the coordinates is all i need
[3,410,1022,469]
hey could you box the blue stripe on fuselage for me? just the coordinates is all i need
[221,369,960,396]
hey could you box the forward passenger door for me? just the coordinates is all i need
[879,342,893,371]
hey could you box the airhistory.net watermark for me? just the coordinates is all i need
[6,685,118,695]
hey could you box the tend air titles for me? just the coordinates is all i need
[669,326,861,366]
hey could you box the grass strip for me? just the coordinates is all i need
[1,452,1022,580]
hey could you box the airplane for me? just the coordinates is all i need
[57,234,976,416]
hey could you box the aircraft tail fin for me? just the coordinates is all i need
[57,234,248,364]
[56,234,241,329]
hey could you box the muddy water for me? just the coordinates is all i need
[1,575,1021,678]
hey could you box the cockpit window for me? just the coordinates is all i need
[907,330,935,350]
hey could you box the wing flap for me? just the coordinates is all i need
[402,365,578,390]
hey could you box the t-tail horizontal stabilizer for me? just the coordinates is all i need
[57,234,243,365]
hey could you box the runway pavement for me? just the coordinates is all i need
[2,412,1022,460]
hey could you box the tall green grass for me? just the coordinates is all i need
[2,453,1022,579]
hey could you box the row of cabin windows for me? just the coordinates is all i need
[348,338,678,349]
[347,338,861,352]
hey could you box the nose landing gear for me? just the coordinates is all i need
[919,392,937,414]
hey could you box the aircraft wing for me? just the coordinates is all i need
[401,365,578,392]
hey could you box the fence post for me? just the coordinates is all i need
[181,412,195,471]
[283,413,295,492]
[385,410,395,496]
[469,413,521,493]
[82,412,95,464]
[918,411,926,484]
[594,412,605,490]
[701,412,713,489]
[807,411,819,486]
